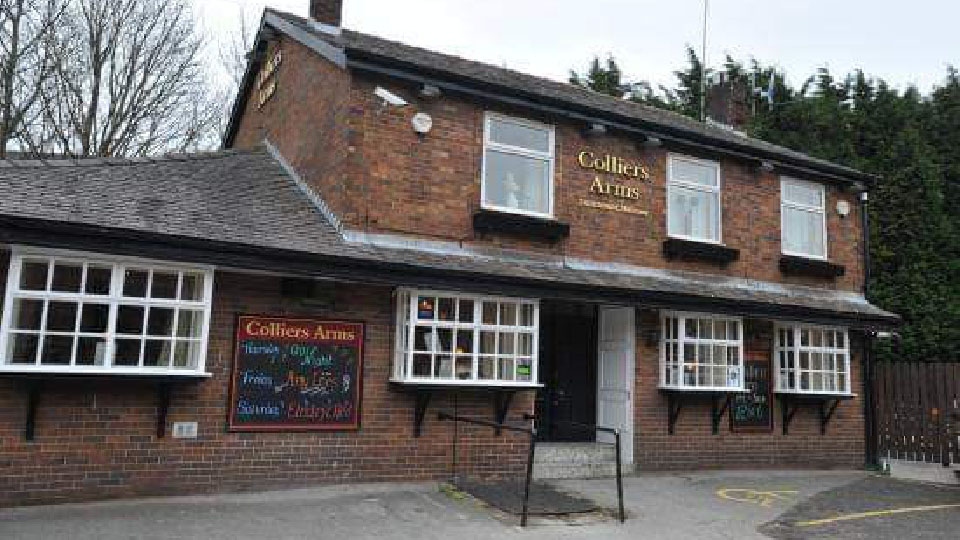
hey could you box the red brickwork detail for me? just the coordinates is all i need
[0,269,532,506]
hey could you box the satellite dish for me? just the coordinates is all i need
[411,113,433,135]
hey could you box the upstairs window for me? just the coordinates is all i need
[667,155,722,243]
[775,324,851,395]
[482,113,554,218]
[0,250,213,375]
[393,289,539,386]
[781,177,827,259]
[661,312,743,391]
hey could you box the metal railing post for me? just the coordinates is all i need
[614,428,624,523]
[521,431,536,527]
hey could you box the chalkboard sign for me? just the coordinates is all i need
[228,316,364,432]
[731,358,772,432]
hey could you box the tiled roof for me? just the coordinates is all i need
[259,9,873,184]
[0,147,897,326]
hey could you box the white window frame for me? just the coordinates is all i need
[392,288,542,388]
[780,176,828,260]
[774,323,852,396]
[0,247,213,377]
[480,112,556,219]
[659,311,745,392]
[666,154,723,244]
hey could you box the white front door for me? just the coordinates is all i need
[596,306,635,464]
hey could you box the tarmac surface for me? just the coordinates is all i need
[0,470,957,539]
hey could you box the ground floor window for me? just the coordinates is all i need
[660,312,744,391]
[0,249,213,375]
[393,289,539,386]
[775,324,851,394]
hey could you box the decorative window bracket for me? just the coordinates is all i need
[24,380,42,441]
[712,394,731,435]
[778,394,850,435]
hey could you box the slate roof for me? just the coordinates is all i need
[251,8,874,185]
[0,147,897,326]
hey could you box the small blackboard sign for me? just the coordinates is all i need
[228,316,364,432]
[731,358,772,432]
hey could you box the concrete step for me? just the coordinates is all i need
[532,442,625,479]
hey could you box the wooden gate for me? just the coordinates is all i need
[874,362,960,465]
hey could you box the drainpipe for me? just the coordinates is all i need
[860,189,878,467]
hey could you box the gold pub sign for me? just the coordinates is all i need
[577,151,650,214]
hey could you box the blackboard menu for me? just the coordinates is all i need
[731,358,772,432]
[228,316,364,432]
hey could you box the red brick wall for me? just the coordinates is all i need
[0,270,532,506]
[633,310,865,470]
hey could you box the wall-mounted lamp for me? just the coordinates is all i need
[419,84,441,99]
[374,86,408,107]
[642,135,662,148]
[411,112,433,137]
[585,123,607,136]
[836,200,851,218]
[758,161,775,173]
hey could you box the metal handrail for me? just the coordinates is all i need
[437,411,538,527]
[546,419,626,523]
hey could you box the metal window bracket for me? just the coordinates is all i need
[493,391,515,435]
[24,380,42,441]
[819,398,842,436]
[667,393,684,435]
[413,390,432,438]
[712,394,731,435]
[156,382,172,438]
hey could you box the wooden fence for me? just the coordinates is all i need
[874,361,960,465]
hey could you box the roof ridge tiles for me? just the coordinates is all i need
[0,148,249,168]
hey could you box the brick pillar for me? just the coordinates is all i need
[310,0,342,27]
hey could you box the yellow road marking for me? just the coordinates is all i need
[716,488,799,507]
[796,503,960,527]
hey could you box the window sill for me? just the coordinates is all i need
[774,390,856,400]
[473,210,570,241]
[391,378,542,390]
[0,367,211,380]
[779,255,845,278]
[658,386,748,394]
[663,238,739,264]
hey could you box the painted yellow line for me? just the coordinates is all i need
[716,489,799,507]
[796,503,960,527]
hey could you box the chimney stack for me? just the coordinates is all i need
[310,0,342,27]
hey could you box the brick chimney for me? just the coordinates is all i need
[310,0,342,27]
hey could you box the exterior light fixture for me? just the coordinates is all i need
[419,84,441,99]
[758,161,775,173]
[411,112,433,136]
[586,123,607,136]
[642,135,662,148]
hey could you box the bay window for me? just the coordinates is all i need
[661,312,743,391]
[481,113,554,218]
[781,177,827,259]
[0,250,213,375]
[775,324,851,395]
[667,155,721,243]
[393,289,539,386]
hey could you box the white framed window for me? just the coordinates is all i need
[660,312,744,391]
[481,112,555,218]
[393,289,540,387]
[775,324,851,395]
[667,154,722,243]
[781,177,827,259]
[0,248,213,376]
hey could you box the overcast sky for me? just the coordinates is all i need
[197,0,959,93]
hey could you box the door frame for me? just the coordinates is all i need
[596,305,635,465]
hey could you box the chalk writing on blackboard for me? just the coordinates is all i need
[228,316,364,431]
[731,358,772,431]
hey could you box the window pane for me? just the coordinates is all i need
[76,337,107,366]
[434,355,453,379]
[51,263,83,292]
[498,332,515,354]
[116,305,145,335]
[417,296,435,320]
[143,341,169,367]
[414,326,433,351]
[79,304,110,333]
[516,358,533,381]
[40,335,73,365]
[783,181,823,207]
[489,118,550,153]
[499,303,517,326]
[147,307,175,337]
[455,356,472,380]
[11,298,44,330]
[498,357,515,380]
[123,269,149,297]
[176,310,204,338]
[783,206,825,257]
[113,339,141,366]
[458,299,474,323]
[437,297,455,321]
[455,331,473,355]
[482,302,497,325]
[173,341,202,369]
[180,273,204,301]
[669,184,719,241]
[672,158,718,187]
[436,328,453,352]
[85,266,113,295]
[19,260,49,291]
[484,150,550,214]
[46,301,78,332]
[518,333,533,355]
[478,357,495,380]
[519,304,535,326]
[479,331,496,354]
[412,354,431,377]
[7,333,39,364]
[150,272,178,299]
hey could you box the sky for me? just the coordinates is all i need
[196,0,959,94]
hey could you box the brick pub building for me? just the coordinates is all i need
[0,1,897,505]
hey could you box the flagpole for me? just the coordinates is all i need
[700,0,708,122]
